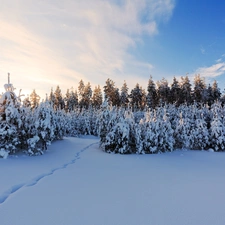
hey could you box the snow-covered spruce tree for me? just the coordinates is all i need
[174,106,193,149]
[135,121,144,154]
[54,109,66,140]
[166,104,179,131]
[124,109,136,153]
[104,116,130,154]
[155,107,174,152]
[104,109,137,154]
[99,105,121,144]
[98,101,113,147]
[78,109,92,135]
[67,109,80,137]
[209,105,225,151]
[190,106,209,150]
[0,103,21,155]
[89,107,99,136]
[0,80,21,156]
[18,105,34,151]
[141,114,159,154]
[29,101,55,155]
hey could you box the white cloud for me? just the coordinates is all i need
[193,62,225,78]
[0,0,175,97]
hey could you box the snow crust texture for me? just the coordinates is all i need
[1,136,225,225]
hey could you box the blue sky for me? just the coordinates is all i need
[0,0,225,98]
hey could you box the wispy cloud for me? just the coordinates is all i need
[200,46,206,54]
[193,62,225,78]
[216,58,222,63]
[0,0,175,97]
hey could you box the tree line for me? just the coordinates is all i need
[26,74,223,112]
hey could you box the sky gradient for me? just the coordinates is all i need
[1,0,225,98]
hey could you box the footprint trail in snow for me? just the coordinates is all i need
[0,141,98,205]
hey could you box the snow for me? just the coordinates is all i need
[1,136,225,225]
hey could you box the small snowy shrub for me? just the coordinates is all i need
[27,136,42,155]
[0,148,9,159]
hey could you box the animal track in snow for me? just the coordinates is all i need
[0,141,98,205]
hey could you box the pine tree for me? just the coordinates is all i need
[68,89,78,111]
[146,76,158,109]
[120,81,129,108]
[157,78,170,106]
[23,95,31,108]
[141,89,147,110]
[193,74,207,104]
[83,82,92,109]
[48,88,55,107]
[180,75,192,105]
[78,79,85,109]
[212,80,221,102]
[64,89,70,112]
[170,77,181,105]
[54,85,64,110]
[129,83,144,111]
[30,89,40,109]
[92,85,103,109]
[103,78,120,106]
[207,84,214,106]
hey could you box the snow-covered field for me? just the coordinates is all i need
[1,136,225,225]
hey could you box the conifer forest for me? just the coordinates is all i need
[1,74,225,158]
